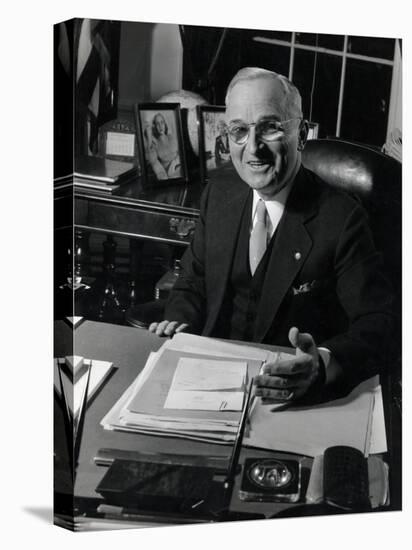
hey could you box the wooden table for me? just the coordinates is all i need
[54,320,316,528]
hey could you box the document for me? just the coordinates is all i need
[163,357,247,411]
[164,390,244,411]
[168,357,247,392]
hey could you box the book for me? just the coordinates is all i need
[74,155,138,183]
[54,156,138,192]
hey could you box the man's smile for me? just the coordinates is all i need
[247,159,273,170]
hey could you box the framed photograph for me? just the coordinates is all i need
[135,103,188,186]
[197,105,231,183]
[307,122,319,140]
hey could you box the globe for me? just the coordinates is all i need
[156,90,207,156]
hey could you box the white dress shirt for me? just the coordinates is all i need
[251,183,293,240]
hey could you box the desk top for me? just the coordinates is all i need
[73,177,204,216]
[54,320,309,522]
[54,319,399,526]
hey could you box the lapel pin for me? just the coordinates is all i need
[294,252,302,261]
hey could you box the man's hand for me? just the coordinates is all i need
[254,327,323,403]
[148,320,189,337]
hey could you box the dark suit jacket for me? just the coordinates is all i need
[165,165,394,387]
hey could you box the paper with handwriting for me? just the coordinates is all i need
[163,357,247,411]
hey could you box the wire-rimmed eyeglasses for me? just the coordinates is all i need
[227,118,302,145]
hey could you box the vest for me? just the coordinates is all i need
[212,193,276,341]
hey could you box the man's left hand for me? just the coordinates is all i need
[254,327,323,403]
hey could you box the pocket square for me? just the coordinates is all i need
[292,281,317,296]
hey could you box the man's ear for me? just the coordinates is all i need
[297,119,309,151]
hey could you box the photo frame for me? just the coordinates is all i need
[197,105,231,184]
[307,121,319,140]
[135,103,188,186]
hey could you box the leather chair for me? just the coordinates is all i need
[302,139,402,508]
[302,139,401,295]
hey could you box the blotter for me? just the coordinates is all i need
[244,376,385,457]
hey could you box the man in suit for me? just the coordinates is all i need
[149,68,393,402]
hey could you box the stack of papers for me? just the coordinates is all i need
[101,334,290,444]
[101,334,387,456]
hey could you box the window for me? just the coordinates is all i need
[250,32,397,147]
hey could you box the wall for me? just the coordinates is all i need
[150,24,183,100]
[118,21,182,109]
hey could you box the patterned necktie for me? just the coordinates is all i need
[249,198,268,275]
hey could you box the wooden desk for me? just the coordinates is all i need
[72,177,204,245]
[54,320,398,530]
[54,320,314,527]
[54,177,206,322]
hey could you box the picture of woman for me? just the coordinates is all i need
[143,112,182,180]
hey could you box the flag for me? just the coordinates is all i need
[76,19,119,154]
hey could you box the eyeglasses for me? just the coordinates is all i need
[227,118,302,145]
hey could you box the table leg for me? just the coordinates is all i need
[98,235,124,322]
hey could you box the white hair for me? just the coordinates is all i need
[225,67,303,119]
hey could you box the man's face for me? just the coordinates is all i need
[226,77,302,199]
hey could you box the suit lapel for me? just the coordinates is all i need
[254,167,319,342]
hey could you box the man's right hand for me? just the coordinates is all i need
[148,320,189,337]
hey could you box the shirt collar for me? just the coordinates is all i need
[251,178,294,235]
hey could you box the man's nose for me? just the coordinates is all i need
[245,126,263,155]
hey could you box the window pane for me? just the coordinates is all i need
[340,59,392,147]
[295,32,317,46]
[318,34,344,51]
[309,53,342,138]
[295,32,344,51]
[348,36,395,60]
[241,41,290,77]
[293,51,341,138]
[292,49,315,118]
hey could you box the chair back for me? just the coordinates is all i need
[302,139,402,285]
